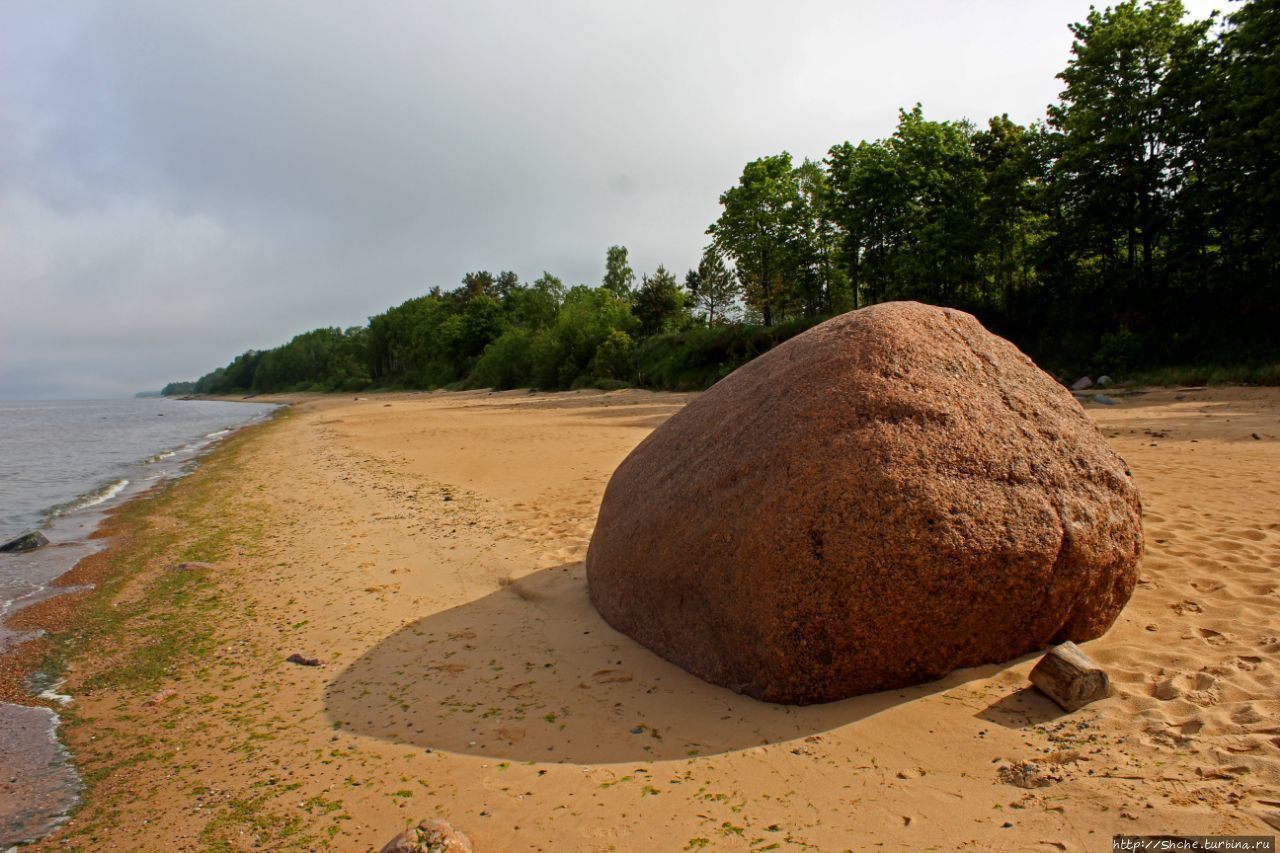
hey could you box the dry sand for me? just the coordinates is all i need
[19,387,1280,850]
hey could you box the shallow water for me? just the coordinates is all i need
[0,398,275,648]
[0,704,79,846]
[0,396,276,847]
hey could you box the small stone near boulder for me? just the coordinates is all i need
[1029,641,1110,711]
[170,561,215,572]
[1093,394,1118,406]
[0,530,50,554]
[286,653,322,667]
[380,819,473,853]
[586,302,1142,704]
[1096,375,1112,387]
[1071,376,1093,391]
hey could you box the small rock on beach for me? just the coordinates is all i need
[0,530,50,554]
[380,818,473,853]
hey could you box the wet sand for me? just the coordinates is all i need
[13,387,1280,850]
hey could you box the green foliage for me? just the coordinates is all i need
[193,326,369,395]
[506,272,564,330]
[685,245,740,324]
[526,286,639,390]
[590,329,637,382]
[602,245,636,297]
[708,153,804,326]
[632,265,686,337]
[632,317,827,391]
[469,328,534,390]
[826,106,991,309]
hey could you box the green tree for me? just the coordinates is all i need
[827,107,985,308]
[602,245,636,297]
[792,158,848,314]
[972,114,1049,313]
[708,153,804,326]
[453,294,508,363]
[632,265,686,337]
[1047,0,1213,303]
[462,270,496,300]
[493,270,520,301]
[470,328,534,390]
[827,137,907,307]
[505,272,564,330]
[685,245,739,324]
[590,329,636,381]
[529,286,639,389]
[366,293,452,386]
[1205,0,1280,287]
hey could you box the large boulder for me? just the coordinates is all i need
[586,302,1143,705]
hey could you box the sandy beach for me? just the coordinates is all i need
[8,386,1279,851]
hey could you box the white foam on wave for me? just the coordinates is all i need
[77,478,129,510]
[48,478,130,517]
[205,429,232,439]
[37,683,73,706]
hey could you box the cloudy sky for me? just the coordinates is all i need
[0,0,1226,399]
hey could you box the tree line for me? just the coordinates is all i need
[169,0,1278,398]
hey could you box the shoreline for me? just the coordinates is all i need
[0,404,285,697]
[6,387,1278,849]
[0,410,282,848]
[0,398,280,653]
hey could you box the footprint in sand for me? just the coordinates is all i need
[1199,628,1231,646]
[1229,704,1263,725]
[1151,670,1221,705]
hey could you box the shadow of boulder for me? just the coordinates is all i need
[326,563,1017,764]
[974,685,1065,729]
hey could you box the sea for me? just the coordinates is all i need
[0,397,277,847]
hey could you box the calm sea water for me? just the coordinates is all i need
[0,397,275,847]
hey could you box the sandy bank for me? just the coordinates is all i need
[21,387,1280,850]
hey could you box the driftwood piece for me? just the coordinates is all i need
[1029,641,1110,711]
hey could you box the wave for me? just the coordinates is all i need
[49,478,130,518]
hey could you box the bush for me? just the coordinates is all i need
[633,317,829,391]
[590,330,636,382]
[469,329,534,389]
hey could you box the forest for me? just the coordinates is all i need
[167,0,1279,398]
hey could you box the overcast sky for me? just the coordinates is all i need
[0,0,1227,399]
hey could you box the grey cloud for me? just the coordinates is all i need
[0,0,1226,398]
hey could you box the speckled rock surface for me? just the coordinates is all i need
[585,301,1143,705]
